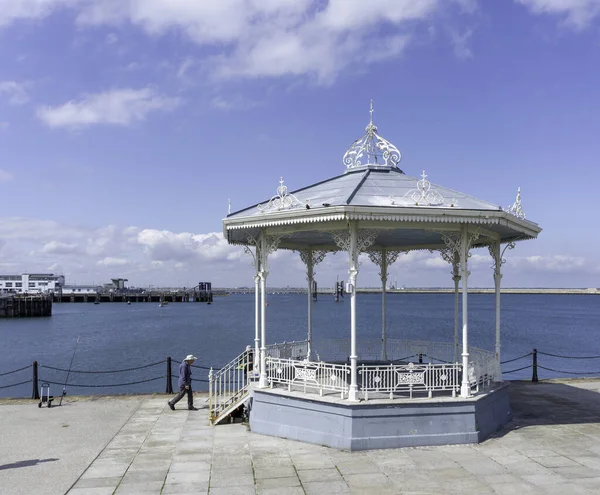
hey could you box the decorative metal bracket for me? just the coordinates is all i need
[507,187,526,219]
[488,241,516,272]
[342,100,401,169]
[297,249,328,269]
[258,177,307,213]
[368,249,405,281]
[403,171,446,206]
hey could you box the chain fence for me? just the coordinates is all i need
[2,349,600,398]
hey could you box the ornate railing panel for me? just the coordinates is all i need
[359,362,461,399]
[265,357,349,399]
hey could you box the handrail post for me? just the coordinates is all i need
[532,348,538,383]
[208,368,213,423]
[166,357,173,394]
[31,361,39,399]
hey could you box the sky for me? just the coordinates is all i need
[0,0,599,289]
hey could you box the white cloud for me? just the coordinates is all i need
[450,28,474,59]
[0,0,81,26]
[0,216,594,287]
[0,169,14,182]
[0,1,475,85]
[508,254,586,272]
[36,87,181,129]
[0,80,29,105]
[97,257,128,266]
[516,0,600,29]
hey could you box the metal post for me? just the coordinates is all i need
[460,226,471,398]
[166,357,173,394]
[258,270,267,387]
[348,222,359,402]
[381,250,388,362]
[307,250,314,361]
[493,241,502,367]
[453,258,460,363]
[418,353,423,364]
[254,273,260,374]
[31,361,39,400]
[208,368,213,422]
[532,348,538,382]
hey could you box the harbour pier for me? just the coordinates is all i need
[0,294,52,318]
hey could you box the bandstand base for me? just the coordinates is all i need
[249,383,511,450]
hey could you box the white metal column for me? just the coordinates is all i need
[254,273,260,373]
[460,225,471,398]
[258,233,269,389]
[306,250,314,361]
[348,222,359,402]
[380,250,388,361]
[452,257,460,364]
[493,241,502,367]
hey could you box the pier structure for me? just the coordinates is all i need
[211,102,542,449]
[0,294,52,317]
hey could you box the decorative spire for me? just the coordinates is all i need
[401,170,445,206]
[507,187,526,219]
[342,100,401,170]
[258,177,306,213]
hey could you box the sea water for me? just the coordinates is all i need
[1,293,599,398]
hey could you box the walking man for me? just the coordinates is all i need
[168,354,198,411]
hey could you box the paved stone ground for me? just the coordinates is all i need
[3,380,600,494]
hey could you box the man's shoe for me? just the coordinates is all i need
[168,402,175,411]
[188,406,199,411]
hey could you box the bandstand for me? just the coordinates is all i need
[210,103,542,450]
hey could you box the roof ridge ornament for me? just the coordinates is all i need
[258,177,307,213]
[507,187,526,219]
[342,100,401,170]
[402,170,446,206]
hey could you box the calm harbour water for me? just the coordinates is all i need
[1,293,600,398]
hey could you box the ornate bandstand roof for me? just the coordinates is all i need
[223,103,541,251]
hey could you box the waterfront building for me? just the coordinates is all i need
[0,273,64,294]
[210,102,542,450]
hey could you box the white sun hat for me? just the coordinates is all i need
[184,354,197,361]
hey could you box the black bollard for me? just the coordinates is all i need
[532,348,538,383]
[166,357,173,394]
[32,361,39,399]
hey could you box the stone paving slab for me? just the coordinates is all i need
[4,381,600,494]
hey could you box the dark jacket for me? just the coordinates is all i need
[178,360,192,388]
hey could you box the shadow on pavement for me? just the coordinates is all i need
[498,380,600,435]
[0,458,59,470]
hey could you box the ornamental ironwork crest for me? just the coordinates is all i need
[258,177,306,212]
[342,100,402,169]
[403,171,446,206]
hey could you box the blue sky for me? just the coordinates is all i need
[0,0,599,288]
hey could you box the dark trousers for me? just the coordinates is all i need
[169,385,193,408]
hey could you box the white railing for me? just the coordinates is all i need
[262,339,500,401]
[359,362,461,399]
[265,357,350,399]
[208,349,253,424]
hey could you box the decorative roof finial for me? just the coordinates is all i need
[507,187,526,219]
[342,100,401,170]
[228,198,231,215]
[257,177,306,213]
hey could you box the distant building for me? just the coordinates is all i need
[0,273,65,294]
[60,285,100,295]
[104,278,128,291]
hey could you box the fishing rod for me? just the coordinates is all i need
[59,336,80,406]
